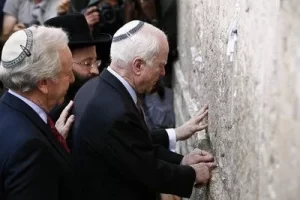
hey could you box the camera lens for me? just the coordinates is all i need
[101,9,115,24]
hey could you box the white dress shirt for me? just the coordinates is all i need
[107,67,176,152]
[8,89,47,124]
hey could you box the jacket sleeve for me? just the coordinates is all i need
[102,113,195,198]
[150,129,169,149]
[153,144,183,165]
[4,139,59,200]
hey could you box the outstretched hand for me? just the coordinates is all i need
[181,148,214,166]
[175,105,208,141]
[55,100,75,140]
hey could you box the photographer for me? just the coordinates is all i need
[74,0,130,67]
[1,0,68,42]
[71,0,157,34]
[83,0,130,36]
[68,0,158,67]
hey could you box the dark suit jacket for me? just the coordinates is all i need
[49,80,171,149]
[71,69,195,200]
[0,92,79,200]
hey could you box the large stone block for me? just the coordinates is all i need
[174,0,300,199]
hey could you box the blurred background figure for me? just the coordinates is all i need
[0,0,6,41]
[143,79,175,131]
[1,0,64,42]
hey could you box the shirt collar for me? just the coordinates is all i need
[107,67,137,104]
[8,89,47,123]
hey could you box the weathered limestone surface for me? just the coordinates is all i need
[173,0,300,199]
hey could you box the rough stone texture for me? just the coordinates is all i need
[173,0,300,199]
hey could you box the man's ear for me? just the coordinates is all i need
[132,57,143,76]
[37,79,49,94]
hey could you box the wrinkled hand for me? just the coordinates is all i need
[181,149,214,165]
[84,6,100,29]
[191,162,216,187]
[175,105,208,141]
[55,101,75,140]
[56,0,70,15]
[13,23,26,33]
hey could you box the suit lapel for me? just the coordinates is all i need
[1,92,74,170]
[100,69,150,132]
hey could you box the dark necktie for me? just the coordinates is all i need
[136,97,145,120]
[47,117,70,153]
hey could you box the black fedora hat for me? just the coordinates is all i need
[44,14,112,48]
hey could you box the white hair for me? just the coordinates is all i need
[110,20,167,67]
[0,26,69,92]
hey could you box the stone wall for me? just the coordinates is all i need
[173,0,300,199]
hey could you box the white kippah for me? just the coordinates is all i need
[1,29,33,68]
[112,21,144,42]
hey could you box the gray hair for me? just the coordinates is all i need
[110,20,167,67]
[0,26,69,92]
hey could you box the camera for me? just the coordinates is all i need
[84,0,124,35]
[97,1,119,25]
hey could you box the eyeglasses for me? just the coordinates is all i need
[72,60,102,68]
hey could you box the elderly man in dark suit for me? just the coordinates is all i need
[0,25,78,200]
[72,20,216,200]
[45,14,206,152]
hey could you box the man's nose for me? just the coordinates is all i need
[90,66,99,76]
[160,67,166,77]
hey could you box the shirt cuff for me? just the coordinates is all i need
[166,128,176,152]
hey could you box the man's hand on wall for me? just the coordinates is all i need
[175,105,208,141]
[191,162,216,187]
[181,149,214,165]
